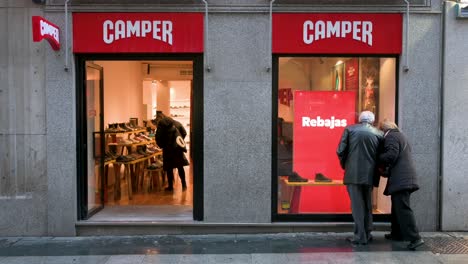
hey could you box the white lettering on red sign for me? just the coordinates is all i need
[303,20,373,46]
[40,19,59,44]
[103,20,173,45]
[302,116,347,129]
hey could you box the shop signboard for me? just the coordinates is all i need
[32,16,60,51]
[273,13,402,54]
[73,13,203,53]
[293,91,356,213]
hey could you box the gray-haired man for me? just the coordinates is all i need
[337,111,383,245]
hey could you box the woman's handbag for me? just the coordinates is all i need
[172,125,187,152]
[378,165,391,178]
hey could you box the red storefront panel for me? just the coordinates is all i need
[273,13,402,54]
[293,91,357,213]
[73,13,203,53]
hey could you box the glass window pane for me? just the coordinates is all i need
[86,66,103,214]
[277,56,395,215]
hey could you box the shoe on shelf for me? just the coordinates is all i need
[384,233,404,241]
[288,172,308,182]
[407,239,424,250]
[315,173,332,182]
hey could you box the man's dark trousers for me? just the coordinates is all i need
[347,184,373,243]
[391,190,421,242]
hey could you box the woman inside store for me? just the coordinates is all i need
[378,119,424,250]
[153,111,189,191]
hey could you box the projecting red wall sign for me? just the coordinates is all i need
[73,13,203,53]
[273,13,402,54]
[32,16,60,51]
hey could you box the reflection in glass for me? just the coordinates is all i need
[86,66,103,214]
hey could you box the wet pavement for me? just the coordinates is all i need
[0,232,467,263]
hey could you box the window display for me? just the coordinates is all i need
[277,56,396,215]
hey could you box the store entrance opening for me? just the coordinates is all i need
[79,59,196,222]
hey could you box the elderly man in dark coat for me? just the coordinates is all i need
[337,111,383,245]
[378,119,423,250]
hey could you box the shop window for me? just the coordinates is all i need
[275,0,427,6]
[276,56,396,215]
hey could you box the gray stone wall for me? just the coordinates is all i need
[398,13,442,231]
[441,1,468,231]
[203,13,272,222]
[44,10,77,236]
[0,0,48,236]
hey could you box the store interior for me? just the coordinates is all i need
[87,60,194,221]
[277,56,396,215]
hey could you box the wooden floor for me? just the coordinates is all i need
[105,165,193,207]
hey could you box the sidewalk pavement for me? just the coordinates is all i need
[0,232,467,263]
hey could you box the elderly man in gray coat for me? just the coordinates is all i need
[337,111,383,245]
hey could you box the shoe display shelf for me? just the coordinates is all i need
[279,176,344,214]
[106,130,155,156]
[113,150,162,200]
[142,163,165,193]
[101,123,161,201]
[281,176,343,186]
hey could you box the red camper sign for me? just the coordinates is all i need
[73,13,203,53]
[273,13,402,54]
[32,16,60,51]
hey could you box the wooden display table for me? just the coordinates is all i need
[143,167,165,192]
[113,151,162,200]
[280,176,344,214]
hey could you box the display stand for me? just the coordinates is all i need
[112,151,162,200]
[96,125,162,201]
[279,176,344,214]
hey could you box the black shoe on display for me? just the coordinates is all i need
[407,239,424,250]
[288,172,308,182]
[315,173,333,182]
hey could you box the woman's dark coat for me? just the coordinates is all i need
[155,117,189,171]
[379,129,419,196]
[337,122,383,186]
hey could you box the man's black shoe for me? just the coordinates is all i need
[288,172,308,182]
[345,237,367,246]
[315,173,332,182]
[384,233,404,241]
[407,239,424,250]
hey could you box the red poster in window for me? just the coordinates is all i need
[73,13,203,53]
[293,91,356,213]
[345,58,359,91]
